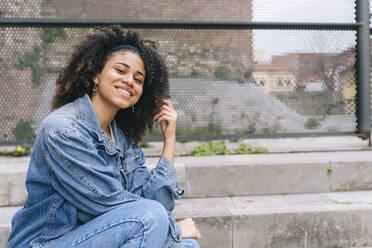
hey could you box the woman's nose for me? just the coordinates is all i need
[123,73,134,86]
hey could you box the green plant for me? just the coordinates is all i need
[327,127,337,132]
[12,119,36,141]
[16,28,67,85]
[244,68,253,80]
[147,120,223,138]
[190,69,200,77]
[332,200,359,205]
[305,118,320,129]
[187,141,230,156]
[0,146,32,157]
[139,142,154,148]
[147,125,163,137]
[236,78,245,84]
[234,143,253,154]
[176,121,223,136]
[253,147,269,154]
[233,122,258,135]
[41,28,67,48]
[261,124,281,134]
[17,45,45,85]
[327,163,333,175]
[214,66,229,80]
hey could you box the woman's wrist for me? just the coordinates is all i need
[162,135,175,164]
[164,134,176,143]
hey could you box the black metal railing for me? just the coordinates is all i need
[0,0,369,144]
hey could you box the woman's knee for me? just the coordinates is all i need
[139,199,169,228]
[114,199,169,231]
[129,199,169,245]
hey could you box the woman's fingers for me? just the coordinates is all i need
[195,227,202,240]
[159,104,172,113]
[177,218,201,240]
[154,110,175,122]
[153,99,178,138]
[162,99,174,110]
[153,99,176,121]
[157,114,176,125]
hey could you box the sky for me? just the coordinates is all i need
[252,0,359,62]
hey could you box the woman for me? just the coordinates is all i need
[8,25,201,248]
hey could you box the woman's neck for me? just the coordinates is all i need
[91,94,118,136]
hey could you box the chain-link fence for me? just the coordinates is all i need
[0,0,369,144]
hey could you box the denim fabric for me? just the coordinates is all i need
[181,238,200,248]
[8,94,185,248]
[40,200,169,248]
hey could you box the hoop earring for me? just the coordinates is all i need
[92,84,98,93]
[132,105,135,113]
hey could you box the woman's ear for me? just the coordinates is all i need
[93,76,99,85]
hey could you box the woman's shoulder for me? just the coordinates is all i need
[41,102,78,134]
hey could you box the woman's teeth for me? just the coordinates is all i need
[117,88,130,97]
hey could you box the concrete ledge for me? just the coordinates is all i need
[142,136,371,156]
[179,151,372,198]
[0,160,28,207]
[2,151,372,206]
[173,191,372,248]
[0,206,20,248]
[0,157,185,207]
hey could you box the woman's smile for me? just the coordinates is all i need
[114,85,132,98]
[92,50,145,114]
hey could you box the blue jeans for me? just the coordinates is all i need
[42,199,199,248]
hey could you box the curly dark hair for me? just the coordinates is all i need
[52,25,169,144]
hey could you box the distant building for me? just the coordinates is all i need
[252,63,296,92]
[251,49,355,93]
[304,80,326,92]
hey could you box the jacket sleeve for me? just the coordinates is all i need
[43,128,141,216]
[130,146,184,212]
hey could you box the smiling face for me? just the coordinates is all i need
[92,50,146,113]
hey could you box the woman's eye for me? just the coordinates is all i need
[116,68,124,73]
[134,78,142,84]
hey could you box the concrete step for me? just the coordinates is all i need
[2,151,372,206]
[2,191,372,248]
[0,206,19,248]
[173,191,372,248]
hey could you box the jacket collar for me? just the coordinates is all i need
[75,94,102,134]
[75,94,127,152]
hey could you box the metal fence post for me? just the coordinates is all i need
[355,0,371,140]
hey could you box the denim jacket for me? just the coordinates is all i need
[8,94,184,248]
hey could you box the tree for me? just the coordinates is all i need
[298,31,355,92]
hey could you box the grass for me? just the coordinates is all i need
[188,142,269,156]
[187,141,230,156]
[139,142,154,148]
[327,163,333,175]
[332,200,361,205]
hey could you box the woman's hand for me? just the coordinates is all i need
[177,218,202,240]
[153,99,177,140]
